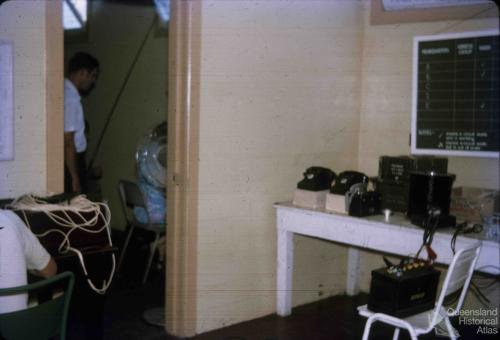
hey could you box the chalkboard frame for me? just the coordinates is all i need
[411,29,499,158]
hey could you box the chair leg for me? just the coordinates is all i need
[392,328,400,340]
[117,225,135,275]
[362,317,375,340]
[407,328,418,340]
[444,316,457,340]
[142,232,160,284]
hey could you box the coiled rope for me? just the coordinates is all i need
[8,194,115,295]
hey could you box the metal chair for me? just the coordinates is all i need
[117,179,165,284]
[358,243,481,340]
[0,271,75,340]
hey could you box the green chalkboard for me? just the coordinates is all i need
[411,30,499,158]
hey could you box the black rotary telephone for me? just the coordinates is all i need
[297,167,336,191]
[330,171,368,195]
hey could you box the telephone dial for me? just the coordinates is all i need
[330,171,368,195]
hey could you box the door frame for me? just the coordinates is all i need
[46,0,64,193]
[165,0,201,337]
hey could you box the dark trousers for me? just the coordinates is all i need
[65,151,88,194]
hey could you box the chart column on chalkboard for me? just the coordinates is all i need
[412,30,499,158]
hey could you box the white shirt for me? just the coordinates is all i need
[64,79,87,153]
[0,210,51,313]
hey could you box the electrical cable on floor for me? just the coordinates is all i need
[446,219,497,308]
[470,282,491,306]
[474,265,500,278]
[469,274,500,307]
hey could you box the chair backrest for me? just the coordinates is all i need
[0,271,74,340]
[430,243,481,326]
[118,179,148,223]
[119,180,146,209]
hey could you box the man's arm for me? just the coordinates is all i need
[64,131,81,194]
[8,211,59,279]
[33,257,57,279]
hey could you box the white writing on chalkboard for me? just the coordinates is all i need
[422,47,450,55]
[457,43,473,55]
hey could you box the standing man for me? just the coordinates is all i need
[64,52,99,194]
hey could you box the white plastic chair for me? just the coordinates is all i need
[357,243,481,340]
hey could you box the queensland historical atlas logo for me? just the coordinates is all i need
[451,307,499,335]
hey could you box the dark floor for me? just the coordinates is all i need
[70,229,497,340]
[102,276,498,340]
[102,273,167,340]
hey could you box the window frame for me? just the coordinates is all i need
[154,0,170,37]
[64,0,91,44]
[370,0,498,25]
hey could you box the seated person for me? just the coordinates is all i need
[0,209,57,314]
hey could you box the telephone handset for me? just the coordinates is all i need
[330,171,368,195]
[297,166,336,191]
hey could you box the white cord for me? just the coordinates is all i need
[8,194,116,295]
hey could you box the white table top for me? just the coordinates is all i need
[275,202,499,275]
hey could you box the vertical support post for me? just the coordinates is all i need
[45,0,64,192]
[165,0,201,336]
[346,247,360,295]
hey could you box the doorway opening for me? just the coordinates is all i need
[63,0,169,338]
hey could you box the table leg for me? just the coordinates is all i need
[277,228,293,316]
[346,247,360,295]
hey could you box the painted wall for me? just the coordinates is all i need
[0,0,48,198]
[64,0,168,230]
[357,5,499,290]
[195,0,364,333]
[194,0,499,334]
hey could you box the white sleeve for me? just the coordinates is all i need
[64,95,79,133]
[10,212,51,271]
